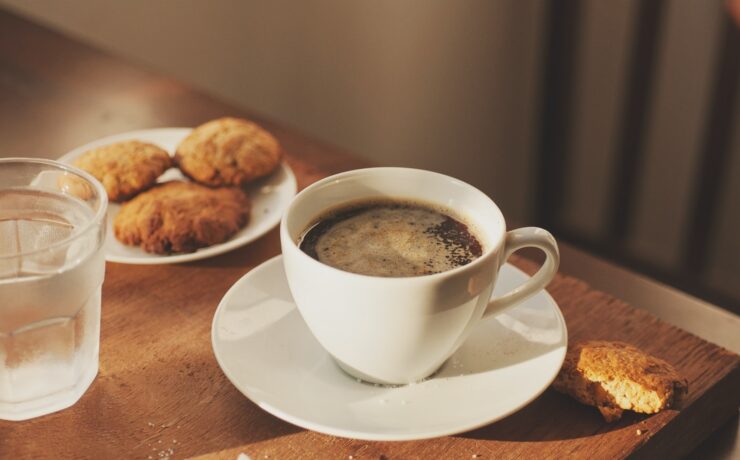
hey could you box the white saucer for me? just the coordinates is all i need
[212,256,567,441]
[58,128,297,264]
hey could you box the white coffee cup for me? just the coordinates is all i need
[280,167,559,384]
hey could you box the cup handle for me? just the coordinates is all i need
[483,227,560,319]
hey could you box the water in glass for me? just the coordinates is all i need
[0,187,104,420]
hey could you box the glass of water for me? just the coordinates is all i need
[0,158,107,420]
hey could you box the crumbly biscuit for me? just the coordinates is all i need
[552,340,688,422]
[175,117,282,186]
[73,141,172,202]
[113,181,250,254]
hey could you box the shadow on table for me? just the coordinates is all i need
[118,353,304,457]
[458,390,649,442]
[186,228,281,270]
[684,414,738,460]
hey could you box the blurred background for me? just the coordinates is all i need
[1,0,739,313]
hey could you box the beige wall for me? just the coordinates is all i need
[0,0,545,224]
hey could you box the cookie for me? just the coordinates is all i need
[175,117,282,186]
[113,181,250,254]
[73,140,172,202]
[552,340,688,422]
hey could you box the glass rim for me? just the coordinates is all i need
[0,157,108,261]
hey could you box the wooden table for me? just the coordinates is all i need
[1,9,738,459]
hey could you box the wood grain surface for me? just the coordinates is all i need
[0,9,738,460]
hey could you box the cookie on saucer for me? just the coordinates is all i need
[552,340,688,422]
[175,117,282,187]
[73,140,172,202]
[113,180,250,254]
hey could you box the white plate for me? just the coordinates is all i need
[58,128,297,264]
[211,255,568,441]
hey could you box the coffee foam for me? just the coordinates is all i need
[309,203,481,277]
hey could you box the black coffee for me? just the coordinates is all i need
[298,199,483,277]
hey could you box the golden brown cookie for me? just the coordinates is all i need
[74,141,172,202]
[552,341,688,422]
[113,181,250,254]
[174,117,282,186]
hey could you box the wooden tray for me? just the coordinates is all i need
[1,242,737,460]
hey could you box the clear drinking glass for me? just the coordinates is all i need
[0,158,107,420]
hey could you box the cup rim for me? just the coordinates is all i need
[280,167,506,282]
[0,157,109,261]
